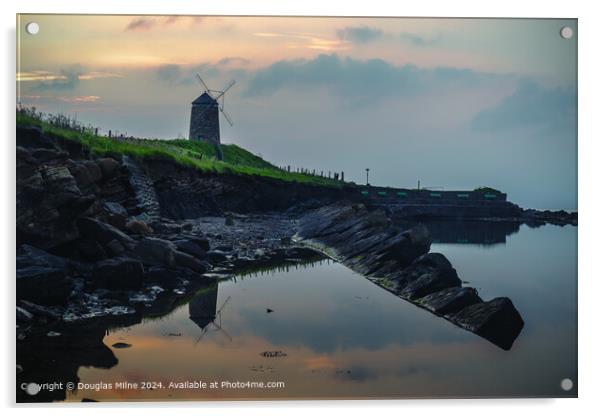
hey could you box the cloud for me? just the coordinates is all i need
[155,64,183,84]
[125,17,156,31]
[471,80,576,131]
[336,26,383,44]
[244,53,495,105]
[125,16,205,31]
[399,32,440,46]
[33,66,84,91]
[217,56,250,66]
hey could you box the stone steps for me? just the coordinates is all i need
[122,155,161,221]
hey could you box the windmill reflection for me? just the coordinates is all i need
[188,285,232,344]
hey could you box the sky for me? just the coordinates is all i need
[16,15,577,210]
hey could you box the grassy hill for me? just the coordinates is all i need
[17,110,344,188]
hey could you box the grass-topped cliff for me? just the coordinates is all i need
[17,109,344,188]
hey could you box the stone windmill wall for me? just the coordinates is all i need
[189,93,220,144]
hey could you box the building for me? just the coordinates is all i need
[189,92,220,144]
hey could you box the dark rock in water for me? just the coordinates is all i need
[215,244,233,252]
[91,257,144,290]
[266,308,274,313]
[76,217,135,250]
[259,351,287,358]
[174,239,207,259]
[295,202,524,350]
[417,287,482,315]
[111,342,131,349]
[450,298,525,350]
[399,267,461,300]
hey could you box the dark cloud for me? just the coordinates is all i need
[471,80,576,131]
[217,56,250,66]
[155,64,182,85]
[34,66,84,91]
[125,16,204,31]
[336,26,383,43]
[399,32,440,46]
[244,53,495,105]
[125,17,156,31]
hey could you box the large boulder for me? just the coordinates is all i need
[91,257,144,290]
[76,217,135,251]
[17,150,94,249]
[102,202,128,229]
[16,245,74,305]
[125,219,154,235]
[173,251,209,274]
[450,298,525,350]
[130,237,176,266]
[174,239,207,259]
[96,158,120,179]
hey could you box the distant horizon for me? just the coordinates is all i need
[17,15,577,211]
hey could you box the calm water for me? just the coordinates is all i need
[66,222,577,401]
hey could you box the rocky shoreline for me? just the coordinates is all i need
[294,203,525,351]
[16,125,573,401]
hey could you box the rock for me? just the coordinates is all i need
[186,236,210,251]
[105,239,126,256]
[225,215,234,226]
[131,237,176,266]
[17,126,55,149]
[173,251,209,274]
[91,257,144,290]
[19,300,63,321]
[77,240,107,262]
[16,266,72,305]
[295,202,524,351]
[82,161,103,183]
[417,287,482,315]
[76,217,135,250]
[16,245,74,305]
[215,244,233,252]
[174,239,207,259]
[450,298,525,350]
[31,148,69,163]
[399,267,461,300]
[96,158,120,179]
[102,201,128,229]
[125,219,154,235]
[16,306,34,323]
[111,342,131,349]
[206,250,227,264]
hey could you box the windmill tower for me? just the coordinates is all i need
[189,74,235,144]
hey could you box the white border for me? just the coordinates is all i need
[3,1,600,415]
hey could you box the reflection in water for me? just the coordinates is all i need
[396,219,520,246]
[60,223,577,401]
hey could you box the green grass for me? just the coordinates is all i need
[17,112,344,188]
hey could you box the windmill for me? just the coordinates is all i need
[188,74,235,145]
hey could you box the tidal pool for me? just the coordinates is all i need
[66,222,577,401]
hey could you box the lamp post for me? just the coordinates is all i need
[365,168,370,186]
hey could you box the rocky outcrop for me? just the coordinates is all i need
[295,202,524,350]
